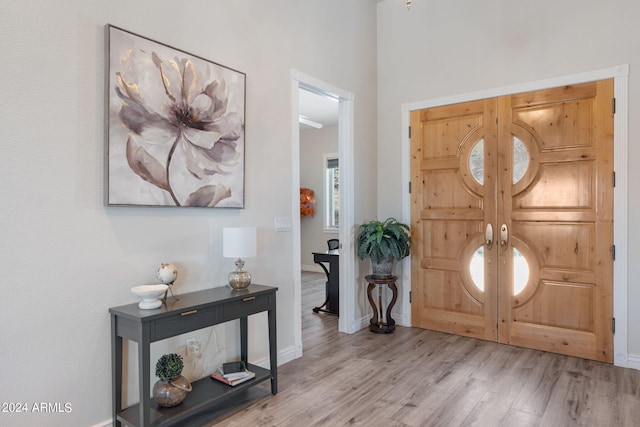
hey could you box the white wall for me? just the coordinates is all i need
[300,126,339,269]
[377,0,640,358]
[0,1,377,425]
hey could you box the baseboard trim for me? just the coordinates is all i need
[394,311,411,327]
[301,264,323,273]
[351,315,369,333]
[627,353,640,370]
[352,313,411,332]
[251,345,299,369]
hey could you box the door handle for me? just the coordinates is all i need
[485,223,494,249]
[500,224,509,249]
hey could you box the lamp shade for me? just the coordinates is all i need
[223,227,257,259]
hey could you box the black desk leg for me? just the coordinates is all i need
[312,262,331,314]
[312,261,339,315]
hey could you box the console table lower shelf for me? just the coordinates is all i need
[117,364,270,427]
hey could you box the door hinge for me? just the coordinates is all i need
[408,126,411,138]
[611,244,616,261]
[409,181,412,194]
[612,171,616,187]
[409,291,412,304]
[612,317,616,334]
[612,97,616,114]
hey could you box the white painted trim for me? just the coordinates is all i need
[402,65,630,367]
[353,315,371,332]
[337,92,357,333]
[290,76,304,361]
[394,311,411,328]
[301,264,323,273]
[402,65,629,112]
[323,152,339,230]
[613,69,629,368]
[628,354,640,371]
[400,102,412,326]
[252,344,299,369]
[292,70,358,343]
[322,228,340,234]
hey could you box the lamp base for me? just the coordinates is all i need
[228,259,251,289]
[228,270,251,289]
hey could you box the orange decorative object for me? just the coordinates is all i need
[300,188,316,217]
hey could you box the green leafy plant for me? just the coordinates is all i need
[356,218,411,263]
[155,353,184,380]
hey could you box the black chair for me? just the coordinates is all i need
[327,239,339,250]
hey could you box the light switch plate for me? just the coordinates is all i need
[275,217,292,232]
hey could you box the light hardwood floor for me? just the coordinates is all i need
[196,272,640,426]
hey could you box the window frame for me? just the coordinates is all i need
[323,152,339,232]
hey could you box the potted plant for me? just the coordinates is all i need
[357,218,411,278]
[152,353,192,407]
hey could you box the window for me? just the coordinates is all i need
[324,154,339,229]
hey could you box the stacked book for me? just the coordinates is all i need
[211,361,256,386]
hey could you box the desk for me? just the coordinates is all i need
[110,284,277,427]
[312,250,339,315]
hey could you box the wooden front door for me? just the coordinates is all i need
[410,80,614,362]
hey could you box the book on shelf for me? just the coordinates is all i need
[221,361,246,375]
[211,369,255,386]
[222,370,251,380]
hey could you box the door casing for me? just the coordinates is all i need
[291,70,357,363]
[400,65,630,367]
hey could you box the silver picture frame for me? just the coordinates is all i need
[105,25,246,208]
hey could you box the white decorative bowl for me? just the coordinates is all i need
[131,284,169,310]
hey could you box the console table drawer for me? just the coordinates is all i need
[151,306,220,341]
[223,294,270,320]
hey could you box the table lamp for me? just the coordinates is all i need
[223,226,257,289]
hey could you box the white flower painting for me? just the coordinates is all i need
[106,25,245,207]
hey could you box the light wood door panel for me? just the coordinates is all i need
[410,99,498,341]
[497,80,614,362]
[411,80,614,362]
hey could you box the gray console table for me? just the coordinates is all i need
[110,284,278,427]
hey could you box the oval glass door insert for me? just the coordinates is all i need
[469,139,484,185]
[513,136,529,184]
[470,246,484,292]
[513,247,529,295]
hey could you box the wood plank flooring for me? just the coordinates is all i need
[195,272,640,426]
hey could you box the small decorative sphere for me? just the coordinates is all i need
[156,263,178,284]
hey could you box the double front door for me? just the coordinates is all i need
[410,80,614,362]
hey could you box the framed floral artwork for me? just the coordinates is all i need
[105,25,246,207]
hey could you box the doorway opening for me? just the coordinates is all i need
[291,70,356,359]
[402,65,629,366]
[410,81,614,361]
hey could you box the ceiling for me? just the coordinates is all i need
[298,88,339,130]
